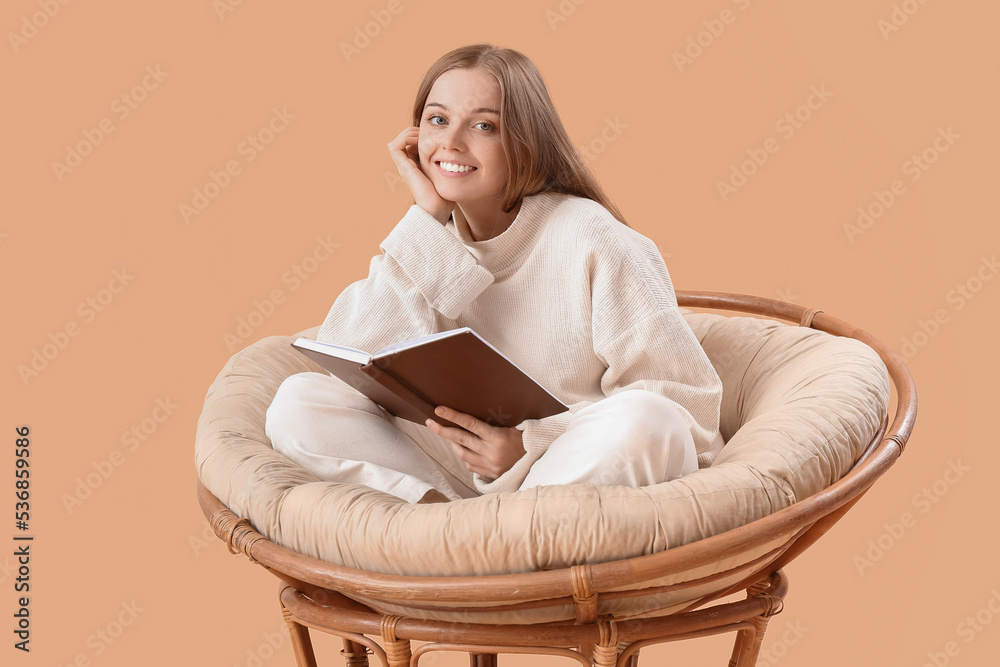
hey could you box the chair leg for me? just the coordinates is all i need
[342,638,371,666]
[728,616,771,667]
[380,615,412,667]
[470,653,498,667]
[728,577,783,667]
[281,602,319,667]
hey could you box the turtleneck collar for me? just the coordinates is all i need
[448,193,565,274]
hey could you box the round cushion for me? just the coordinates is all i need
[195,311,889,621]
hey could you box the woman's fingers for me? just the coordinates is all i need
[387,126,452,223]
[426,407,526,480]
[426,410,486,453]
[434,406,491,438]
[387,127,421,173]
[424,418,485,472]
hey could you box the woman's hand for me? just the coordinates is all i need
[387,126,453,224]
[426,406,525,480]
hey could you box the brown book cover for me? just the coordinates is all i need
[291,328,568,430]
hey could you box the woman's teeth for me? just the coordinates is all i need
[439,161,475,173]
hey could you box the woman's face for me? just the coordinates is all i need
[417,68,508,211]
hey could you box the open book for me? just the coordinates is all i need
[292,328,568,430]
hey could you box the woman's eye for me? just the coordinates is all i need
[475,121,495,132]
[427,115,446,126]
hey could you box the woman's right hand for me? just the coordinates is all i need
[388,126,453,224]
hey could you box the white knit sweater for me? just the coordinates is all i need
[318,192,723,494]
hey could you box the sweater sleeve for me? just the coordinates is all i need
[317,205,494,350]
[587,231,722,460]
[595,307,723,459]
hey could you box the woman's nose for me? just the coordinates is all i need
[440,125,466,151]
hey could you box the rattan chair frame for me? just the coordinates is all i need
[196,291,917,667]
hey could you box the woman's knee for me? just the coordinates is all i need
[265,372,384,444]
[266,373,319,443]
[523,391,697,488]
[593,390,693,447]
[586,390,697,485]
[271,372,382,414]
[270,372,324,406]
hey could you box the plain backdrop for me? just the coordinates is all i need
[4,1,998,665]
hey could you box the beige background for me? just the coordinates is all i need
[4,0,998,665]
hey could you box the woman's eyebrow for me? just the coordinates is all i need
[425,102,500,115]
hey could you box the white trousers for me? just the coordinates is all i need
[265,372,698,503]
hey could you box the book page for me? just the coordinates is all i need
[292,338,371,365]
[373,327,471,357]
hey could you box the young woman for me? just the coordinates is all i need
[265,44,723,503]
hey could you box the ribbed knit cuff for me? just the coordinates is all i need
[381,206,494,319]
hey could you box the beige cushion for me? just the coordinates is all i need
[195,312,889,620]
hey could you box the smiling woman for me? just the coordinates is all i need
[264,43,724,503]
[393,67,514,241]
[404,45,627,231]
[419,71,512,237]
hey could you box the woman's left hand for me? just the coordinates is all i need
[426,406,525,480]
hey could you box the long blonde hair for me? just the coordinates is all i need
[411,44,627,225]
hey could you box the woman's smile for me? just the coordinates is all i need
[435,160,478,177]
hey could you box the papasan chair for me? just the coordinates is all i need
[195,291,916,667]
